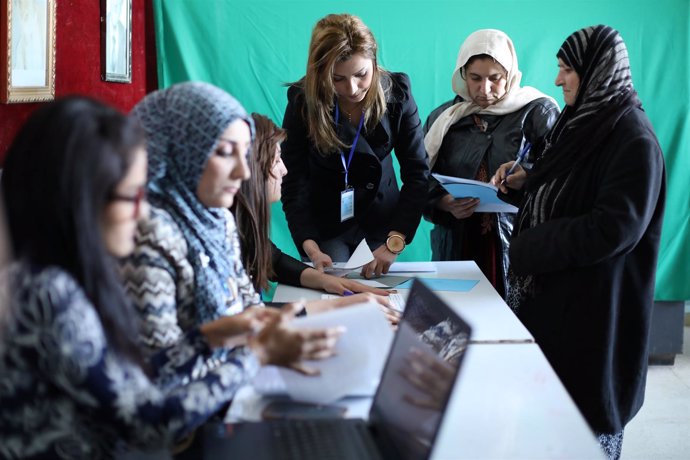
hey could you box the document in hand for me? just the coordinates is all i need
[432,173,518,213]
[252,303,394,404]
[322,238,374,277]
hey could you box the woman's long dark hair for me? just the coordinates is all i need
[233,113,286,291]
[1,96,146,365]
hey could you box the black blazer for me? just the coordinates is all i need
[280,72,429,253]
[270,241,307,287]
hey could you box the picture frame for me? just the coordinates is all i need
[101,0,132,83]
[0,0,57,103]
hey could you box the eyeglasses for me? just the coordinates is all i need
[109,187,147,218]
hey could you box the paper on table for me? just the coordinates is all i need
[344,278,390,288]
[433,173,518,213]
[387,262,437,273]
[398,278,479,292]
[251,303,394,404]
[346,272,411,288]
[310,238,374,277]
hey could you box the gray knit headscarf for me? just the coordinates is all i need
[131,82,254,324]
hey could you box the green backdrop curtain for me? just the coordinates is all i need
[152,0,690,301]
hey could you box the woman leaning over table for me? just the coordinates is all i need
[0,97,338,458]
[493,25,666,459]
[423,29,559,298]
[280,13,429,279]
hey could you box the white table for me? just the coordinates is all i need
[432,343,603,459]
[238,261,603,459]
[273,261,534,343]
[227,343,603,459]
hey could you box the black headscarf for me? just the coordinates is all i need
[507,25,642,310]
[518,25,641,225]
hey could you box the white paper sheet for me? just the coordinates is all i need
[252,303,394,404]
[387,262,438,273]
[330,278,389,288]
[319,238,374,276]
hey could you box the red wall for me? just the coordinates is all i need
[0,0,158,164]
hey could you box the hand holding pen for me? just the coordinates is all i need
[493,142,531,193]
[500,141,531,185]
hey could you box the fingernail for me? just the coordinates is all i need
[343,290,354,296]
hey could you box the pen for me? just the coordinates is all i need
[500,141,532,186]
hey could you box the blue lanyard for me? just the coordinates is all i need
[335,103,365,188]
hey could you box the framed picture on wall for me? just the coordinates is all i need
[0,0,57,103]
[101,0,132,83]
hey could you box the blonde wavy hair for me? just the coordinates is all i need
[301,14,388,155]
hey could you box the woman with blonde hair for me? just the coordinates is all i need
[281,13,429,278]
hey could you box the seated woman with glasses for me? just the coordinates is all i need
[0,96,341,458]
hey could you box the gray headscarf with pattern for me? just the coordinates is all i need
[508,25,641,312]
[131,82,254,324]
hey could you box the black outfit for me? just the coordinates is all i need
[506,26,666,445]
[270,242,308,287]
[280,72,429,255]
[510,106,665,434]
[423,96,558,296]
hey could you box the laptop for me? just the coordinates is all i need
[198,279,472,460]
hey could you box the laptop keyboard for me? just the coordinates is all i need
[387,292,405,312]
[267,419,382,460]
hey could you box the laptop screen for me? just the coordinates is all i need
[368,279,472,460]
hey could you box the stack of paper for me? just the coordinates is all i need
[317,238,374,277]
[252,303,394,404]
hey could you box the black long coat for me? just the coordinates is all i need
[280,73,429,253]
[510,107,666,433]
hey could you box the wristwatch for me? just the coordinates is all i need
[385,234,406,255]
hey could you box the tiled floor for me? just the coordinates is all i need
[621,321,690,459]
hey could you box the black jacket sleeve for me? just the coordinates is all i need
[388,73,430,241]
[270,241,308,287]
[421,99,457,227]
[280,85,321,250]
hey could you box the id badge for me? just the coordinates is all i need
[340,188,355,222]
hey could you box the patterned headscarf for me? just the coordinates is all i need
[131,82,254,323]
[424,29,557,167]
[508,25,641,311]
[545,25,635,152]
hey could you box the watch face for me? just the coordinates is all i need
[387,236,404,253]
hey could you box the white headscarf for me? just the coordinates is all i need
[425,29,557,167]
